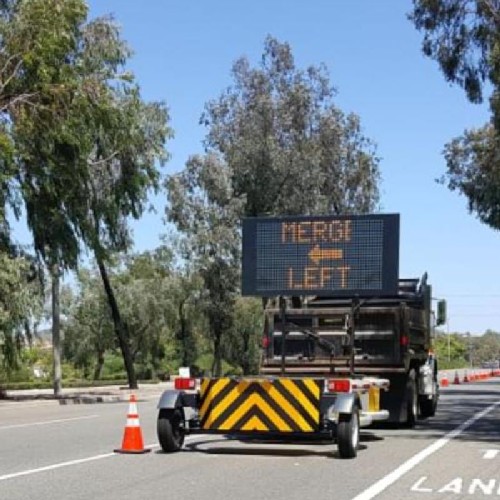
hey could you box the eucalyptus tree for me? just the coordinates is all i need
[167,154,243,375]
[228,297,264,375]
[3,1,171,390]
[0,252,42,374]
[201,35,381,217]
[410,1,500,231]
[63,268,115,380]
[167,37,381,374]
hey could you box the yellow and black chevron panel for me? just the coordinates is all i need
[199,378,322,433]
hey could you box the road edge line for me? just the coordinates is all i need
[0,436,199,483]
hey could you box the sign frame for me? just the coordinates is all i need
[242,213,399,297]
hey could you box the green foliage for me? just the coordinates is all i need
[410,1,500,231]
[434,331,468,366]
[201,35,381,217]
[0,252,43,372]
[442,126,500,230]
[225,297,263,375]
[166,36,381,376]
[0,0,172,391]
[410,0,497,106]
[63,268,115,379]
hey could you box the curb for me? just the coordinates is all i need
[58,394,127,405]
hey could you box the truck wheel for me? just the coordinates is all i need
[405,370,418,428]
[419,376,438,418]
[419,395,437,417]
[337,408,360,459]
[158,408,185,452]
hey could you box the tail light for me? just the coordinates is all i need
[327,379,351,393]
[262,336,270,348]
[175,377,196,390]
[400,335,409,347]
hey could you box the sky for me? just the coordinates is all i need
[14,0,499,335]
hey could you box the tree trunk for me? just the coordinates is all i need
[96,257,138,389]
[242,331,250,375]
[212,334,222,376]
[93,348,105,380]
[51,266,62,397]
[178,301,189,367]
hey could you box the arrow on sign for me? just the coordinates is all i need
[308,245,343,265]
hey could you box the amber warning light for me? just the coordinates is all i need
[241,214,399,297]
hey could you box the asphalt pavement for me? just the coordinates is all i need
[1,374,500,500]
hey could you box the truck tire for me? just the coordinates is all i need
[404,369,418,428]
[337,408,360,459]
[158,408,185,452]
[419,375,438,418]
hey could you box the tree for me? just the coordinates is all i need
[201,35,381,217]
[227,297,263,375]
[64,268,115,380]
[3,1,172,390]
[167,155,242,376]
[471,329,500,365]
[434,331,468,368]
[410,1,500,231]
[167,37,381,374]
[0,252,42,374]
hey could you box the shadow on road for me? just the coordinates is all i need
[162,431,382,460]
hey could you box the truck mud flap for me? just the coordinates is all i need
[199,378,322,433]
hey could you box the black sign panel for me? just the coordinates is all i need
[242,214,399,297]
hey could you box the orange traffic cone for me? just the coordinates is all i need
[453,371,460,385]
[114,394,151,454]
[463,370,469,383]
[440,375,449,387]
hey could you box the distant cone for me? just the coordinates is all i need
[463,370,469,383]
[453,371,460,385]
[440,375,449,387]
[114,394,151,454]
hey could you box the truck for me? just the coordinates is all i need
[156,213,444,458]
[260,272,446,426]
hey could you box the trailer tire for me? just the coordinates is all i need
[158,408,185,452]
[404,369,418,428]
[337,408,360,459]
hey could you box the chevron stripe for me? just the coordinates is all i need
[199,378,321,433]
[236,406,279,432]
[241,414,267,431]
[219,392,292,431]
[202,380,250,428]
[277,379,319,423]
[199,378,232,419]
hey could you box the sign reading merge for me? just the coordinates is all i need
[242,214,399,297]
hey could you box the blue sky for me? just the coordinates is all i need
[16,1,500,334]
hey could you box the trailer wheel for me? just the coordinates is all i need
[405,369,418,428]
[337,408,360,459]
[158,408,185,452]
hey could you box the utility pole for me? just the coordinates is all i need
[447,318,451,363]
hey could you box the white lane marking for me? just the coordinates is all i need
[0,436,199,482]
[352,400,500,500]
[0,415,99,430]
[482,449,500,459]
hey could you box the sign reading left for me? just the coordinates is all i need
[241,214,399,297]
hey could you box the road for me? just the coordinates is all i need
[1,378,500,500]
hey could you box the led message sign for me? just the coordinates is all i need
[242,214,399,297]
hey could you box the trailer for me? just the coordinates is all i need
[156,213,426,458]
[157,371,390,459]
